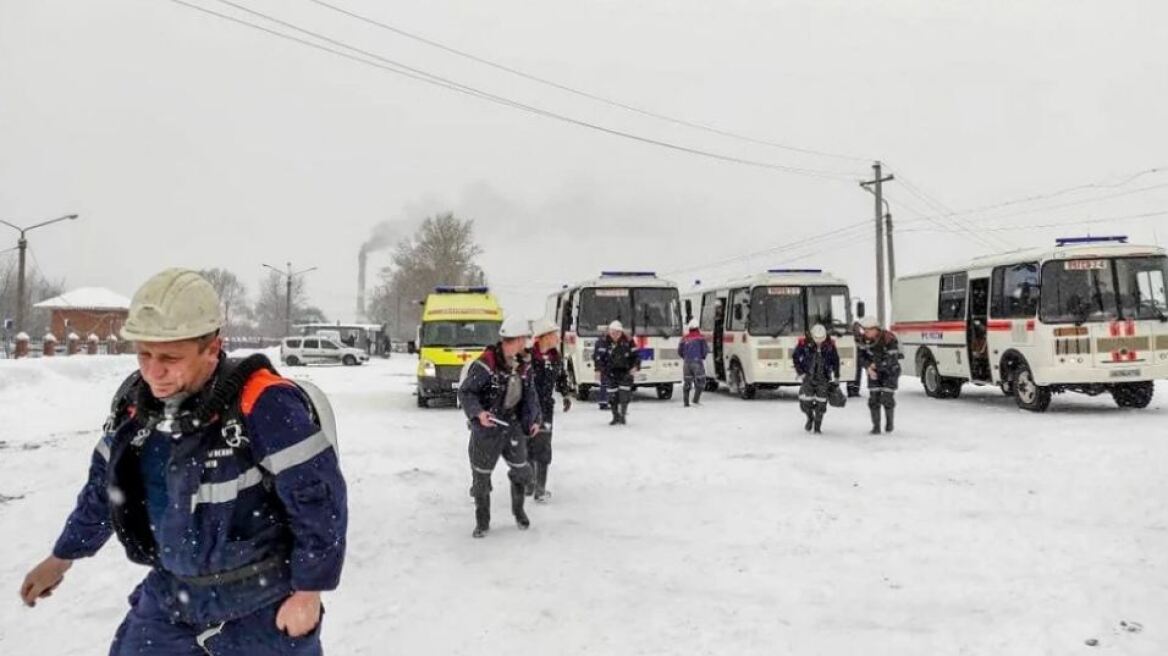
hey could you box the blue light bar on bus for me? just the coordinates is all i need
[434,286,489,294]
[600,271,657,277]
[1055,235,1128,247]
[768,268,823,274]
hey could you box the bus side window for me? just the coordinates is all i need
[938,272,968,321]
[562,292,576,333]
[684,299,693,323]
[991,263,1040,318]
[700,292,718,331]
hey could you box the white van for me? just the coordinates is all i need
[281,336,369,367]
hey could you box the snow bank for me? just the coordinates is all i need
[0,355,136,446]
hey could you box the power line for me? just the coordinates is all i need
[899,208,1168,234]
[171,0,861,181]
[900,180,1168,227]
[888,170,1014,251]
[304,0,873,164]
[906,165,1168,222]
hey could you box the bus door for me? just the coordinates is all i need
[712,296,727,381]
[967,277,992,381]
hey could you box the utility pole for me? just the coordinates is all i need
[884,203,895,303]
[0,214,80,333]
[263,262,317,336]
[860,163,894,325]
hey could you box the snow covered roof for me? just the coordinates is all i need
[34,287,132,311]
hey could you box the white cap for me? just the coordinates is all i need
[859,316,879,330]
[121,269,225,342]
[810,324,827,343]
[686,318,700,330]
[499,316,532,339]
[608,320,624,333]
[532,318,559,338]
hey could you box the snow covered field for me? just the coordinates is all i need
[1,354,1165,655]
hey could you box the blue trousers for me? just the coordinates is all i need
[110,583,323,655]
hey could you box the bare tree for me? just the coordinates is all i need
[0,253,64,337]
[198,268,252,337]
[368,213,484,340]
[253,270,328,338]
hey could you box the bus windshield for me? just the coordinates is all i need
[577,287,682,337]
[632,288,683,337]
[806,285,852,334]
[421,320,500,348]
[1041,256,1168,323]
[1117,256,1168,320]
[748,287,805,336]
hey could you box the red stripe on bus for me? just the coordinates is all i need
[890,321,966,332]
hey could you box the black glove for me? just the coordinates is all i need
[563,397,572,413]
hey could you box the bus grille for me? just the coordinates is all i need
[757,348,785,360]
[1157,335,1168,350]
[1055,338,1091,355]
[836,346,855,359]
[436,365,464,381]
[1096,336,1149,353]
[657,350,681,361]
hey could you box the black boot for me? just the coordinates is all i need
[511,482,530,530]
[869,405,882,435]
[534,462,551,503]
[683,385,691,407]
[525,463,538,496]
[619,390,631,425]
[610,404,622,425]
[884,407,895,433]
[473,495,490,538]
[804,410,814,432]
[693,386,703,405]
[812,408,824,434]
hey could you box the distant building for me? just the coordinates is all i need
[34,287,131,339]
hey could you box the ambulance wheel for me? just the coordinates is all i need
[284,355,301,367]
[417,394,429,408]
[1111,381,1154,409]
[656,384,674,400]
[1013,363,1051,412]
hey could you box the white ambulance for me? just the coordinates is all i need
[682,270,857,399]
[892,236,1168,411]
[545,272,684,400]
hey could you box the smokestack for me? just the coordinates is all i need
[357,249,368,319]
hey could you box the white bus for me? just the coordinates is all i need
[546,271,684,400]
[892,236,1168,411]
[682,270,857,399]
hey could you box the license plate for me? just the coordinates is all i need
[1109,369,1142,379]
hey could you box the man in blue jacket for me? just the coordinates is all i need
[459,316,542,538]
[18,269,347,655]
[678,319,709,407]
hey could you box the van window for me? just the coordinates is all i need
[699,292,719,331]
[937,272,968,321]
[303,339,320,349]
[285,338,302,348]
[991,263,1040,319]
[727,288,750,331]
[321,340,339,350]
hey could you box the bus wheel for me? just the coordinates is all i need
[1013,364,1051,412]
[730,362,756,400]
[656,384,674,400]
[921,359,944,398]
[1111,382,1154,409]
[1000,380,1014,396]
[704,379,720,393]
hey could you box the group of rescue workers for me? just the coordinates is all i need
[16,267,904,654]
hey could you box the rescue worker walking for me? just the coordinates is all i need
[592,320,642,426]
[528,319,572,503]
[459,316,542,538]
[858,316,902,434]
[678,318,708,407]
[793,324,841,434]
[847,318,864,398]
[19,269,347,655]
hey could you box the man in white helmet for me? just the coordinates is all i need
[592,320,642,425]
[792,323,841,434]
[527,318,572,502]
[857,316,902,434]
[459,315,542,538]
[678,318,709,407]
[19,269,347,655]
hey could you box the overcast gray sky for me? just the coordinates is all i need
[2,0,1166,321]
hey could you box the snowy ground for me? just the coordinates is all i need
[1,354,1166,655]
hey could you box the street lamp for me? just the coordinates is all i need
[262,262,318,336]
[0,213,80,333]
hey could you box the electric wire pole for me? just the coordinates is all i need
[0,214,80,333]
[860,163,894,326]
[263,262,318,336]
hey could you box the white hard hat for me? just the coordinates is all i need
[121,269,224,342]
[499,316,532,339]
[859,316,879,330]
[810,324,827,343]
[608,320,624,332]
[687,318,699,330]
[532,318,559,338]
